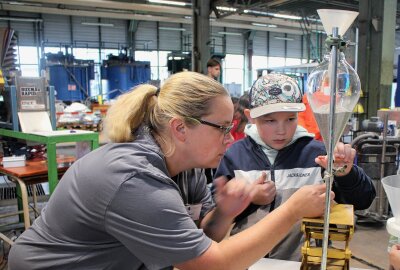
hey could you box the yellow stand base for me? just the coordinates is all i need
[300,204,354,270]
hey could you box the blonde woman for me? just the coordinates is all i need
[9,72,330,270]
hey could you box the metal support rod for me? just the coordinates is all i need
[378,112,389,217]
[321,26,339,270]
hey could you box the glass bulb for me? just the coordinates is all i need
[307,51,361,152]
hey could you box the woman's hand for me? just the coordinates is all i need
[390,244,400,270]
[213,177,256,220]
[284,183,334,220]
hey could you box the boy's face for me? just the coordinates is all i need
[248,111,298,150]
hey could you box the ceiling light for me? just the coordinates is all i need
[159,27,186,31]
[8,1,25,5]
[184,16,191,19]
[81,22,114,27]
[245,9,304,21]
[244,10,271,16]
[273,14,302,20]
[274,36,294,41]
[216,6,237,12]
[251,23,277,28]
[148,0,189,6]
[170,56,184,60]
[218,31,242,36]
[0,17,43,22]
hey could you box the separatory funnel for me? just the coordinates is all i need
[306,9,360,270]
[307,50,361,154]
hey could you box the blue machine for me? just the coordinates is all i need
[395,54,400,107]
[44,52,94,102]
[101,53,150,99]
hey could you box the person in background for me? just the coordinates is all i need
[207,58,221,80]
[298,94,322,141]
[229,93,250,146]
[214,73,376,261]
[390,244,400,270]
[8,71,331,270]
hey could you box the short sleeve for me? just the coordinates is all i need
[104,173,212,270]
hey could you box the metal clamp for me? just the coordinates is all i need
[325,36,347,51]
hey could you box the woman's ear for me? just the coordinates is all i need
[244,109,255,124]
[170,118,186,142]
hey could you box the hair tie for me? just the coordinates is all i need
[155,87,161,97]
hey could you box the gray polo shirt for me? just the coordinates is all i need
[8,127,212,270]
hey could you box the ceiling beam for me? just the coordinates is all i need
[19,0,192,16]
[1,3,189,23]
[1,2,310,34]
[226,14,323,31]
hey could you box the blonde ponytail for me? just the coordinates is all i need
[104,85,157,142]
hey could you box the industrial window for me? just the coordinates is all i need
[135,50,171,82]
[100,49,119,61]
[44,47,65,54]
[251,55,269,83]
[158,51,170,83]
[135,51,158,80]
[286,58,302,66]
[251,56,303,89]
[17,46,39,77]
[73,48,100,63]
[223,54,244,97]
[268,57,286,68]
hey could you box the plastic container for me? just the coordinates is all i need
[382,175,400,252]
[2,155,26,168]
[387,217,400,252]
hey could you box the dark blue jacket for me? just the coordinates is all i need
[214,135,376,260]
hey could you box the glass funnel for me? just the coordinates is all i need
[307,51,361,155]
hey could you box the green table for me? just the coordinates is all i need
[0,129,99,193]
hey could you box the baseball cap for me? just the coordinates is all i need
[249,73,306,118]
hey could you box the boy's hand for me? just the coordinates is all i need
[315,142,355,176]
[251,172,276,205]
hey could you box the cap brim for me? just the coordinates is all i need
[250,103,306,118]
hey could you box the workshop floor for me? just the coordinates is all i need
[349,222,390,270]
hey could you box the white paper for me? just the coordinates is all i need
[234,170,271,184]
[18,111,53,133]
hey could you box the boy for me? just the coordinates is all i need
[214,73,376,261]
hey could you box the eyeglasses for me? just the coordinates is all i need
[186,117,234,135]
